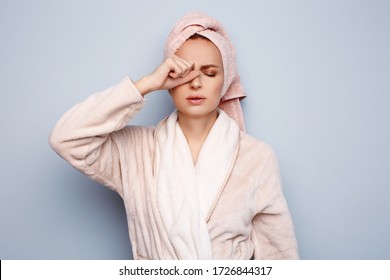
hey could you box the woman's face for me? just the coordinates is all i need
[170,37,224,119]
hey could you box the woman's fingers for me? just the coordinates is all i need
[179,57,194,78]
[140,56,197,94]
[167,69,199,88]
[167,55,194,79]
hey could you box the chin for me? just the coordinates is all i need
[177,106,218,119]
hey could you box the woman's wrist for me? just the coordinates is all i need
[135,76,154,96]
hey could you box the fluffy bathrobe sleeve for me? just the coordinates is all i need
[49,77,146,197]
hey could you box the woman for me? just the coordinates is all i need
[49,12,299,260]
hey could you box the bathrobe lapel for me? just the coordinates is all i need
[154,110,240,259]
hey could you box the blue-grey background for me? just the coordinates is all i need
[1,0,389,259]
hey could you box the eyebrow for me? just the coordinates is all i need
[200,64,220,70]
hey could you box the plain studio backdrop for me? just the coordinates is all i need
[1,0,389,259]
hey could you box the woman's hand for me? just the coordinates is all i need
[135,55,199,96]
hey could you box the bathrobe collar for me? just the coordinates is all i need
[154,109,240,259]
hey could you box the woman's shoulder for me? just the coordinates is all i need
[238,131,278,163]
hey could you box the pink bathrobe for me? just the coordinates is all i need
[49,77,299,260]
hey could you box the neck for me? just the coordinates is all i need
[177,110,218,163]
[178,110,218,141]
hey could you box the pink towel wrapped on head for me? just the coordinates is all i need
[164,12,247,131]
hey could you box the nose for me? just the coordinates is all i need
[190,76,202,90]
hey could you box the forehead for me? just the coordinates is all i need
[175,38,223,66]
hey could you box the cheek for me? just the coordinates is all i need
[169,87,184,106]
[214,77,224,95]
[169,91,177,104]
[170,83,186,95]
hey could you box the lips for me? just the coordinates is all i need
[186,95,206,105]
[186,95,206,100]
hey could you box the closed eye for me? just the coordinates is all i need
[200,64,220,77]
[204,72,217,77]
